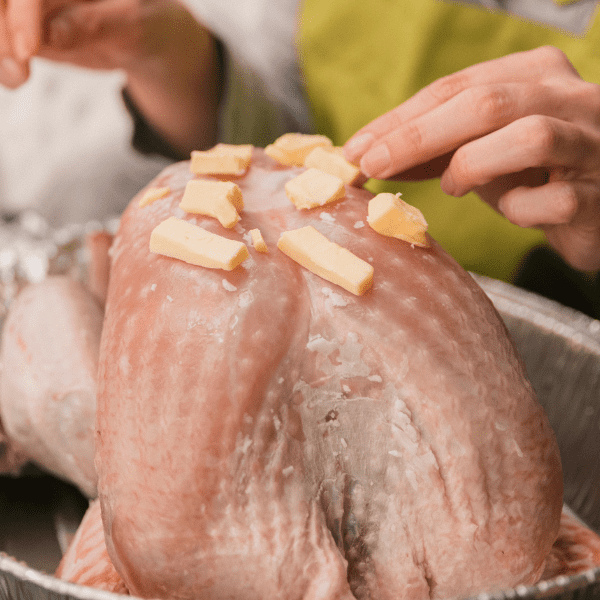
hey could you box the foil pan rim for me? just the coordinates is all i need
[0,553,127,600]
[1,551,599,600]
[472,273,600,353]
[0,217,598,600]
[467,568,600,600]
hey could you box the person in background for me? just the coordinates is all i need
[0,1,222,226]
[306,0,600,318]
[1,0,599,317]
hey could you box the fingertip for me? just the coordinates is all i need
[344,132,375,163]
[0,56,29,87]
[360,144,391,179]
[496,196,512,221]
[13,31,35,62]
[497,193,532,227]
[499,181,579,229]
[440,169,459,197]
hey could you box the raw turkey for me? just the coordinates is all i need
[57,500,600,594]
[56,498,128,594]
[0,275,102,497]
[0,230,111,491]
[94,148,563,600]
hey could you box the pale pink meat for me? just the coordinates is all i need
[56,499,129,594]
[542,511,600,579]
[86,230,113,307]
[56,504,600,593]
[96,149,563,600]
[56,504,600,595]
[0,276,102,497]
[0,421,28,474]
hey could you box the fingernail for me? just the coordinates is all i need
[344,133,375,162]
[360,144,391,178]
[1,57,26,83]
[497,197,508,217]
[13,32,32,62]
[440,171,456,196]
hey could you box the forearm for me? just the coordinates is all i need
[123,6,223,159]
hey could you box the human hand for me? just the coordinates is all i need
[0,0,39,87]
[0,0,222,156]
[344,46,600,272]
[0,0,204,77]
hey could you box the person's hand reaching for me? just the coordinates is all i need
[0,0,223,155]
[345,46,600,272]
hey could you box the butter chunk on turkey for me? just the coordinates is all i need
[190,144,253,175]
[277,225,373,295]
[150,216,249,270]
[368,192,429,247]
[285,168,345,210]
[265,133,333,166]
[139,186,170,208]
[179,180,243,229]
[249,228,268,253]
[304,146,362,185]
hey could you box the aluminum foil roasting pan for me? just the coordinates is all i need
[0,214,598,600]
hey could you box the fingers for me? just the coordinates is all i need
[341,45,600,272]
[440,116,600,197]
[0,0,45,88]
[497,180,580,229]
[7,0,42,61]
[498,180,600,271]
[355,82,539,179]
[355,79,579,181]
[0,10,28,87]
[344,46,578,164]
[42,0,138,63]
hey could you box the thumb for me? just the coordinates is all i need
[46,0,137,49]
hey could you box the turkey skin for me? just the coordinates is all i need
[1,276,102,497]
[96,148,562,600]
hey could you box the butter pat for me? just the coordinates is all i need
[179,180,244,228]
[249,229,268,253]
[304,146,362,185]
[277,226,373,295]
[139,186,170,208]
[265,133,333,166]
[367,193,429,247]
[190,144,253,175]
[150,217,249,270]
[285,168,345,210]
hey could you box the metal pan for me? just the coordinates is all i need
[0,213,598,600]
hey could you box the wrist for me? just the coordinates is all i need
[123,6,224,157]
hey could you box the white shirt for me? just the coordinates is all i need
[0,60,168,226]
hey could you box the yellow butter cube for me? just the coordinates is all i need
[209,143,253,163]
[179,180,244,229]
[263,144,289,165]
[367,193,429,247]
[150,217,249,271]
[139,186,170,208]
[190,144,253,175]
[304,146,361,185]
[285,168,345,210]
[277,226,373,295]
[249,229,268,253]
[265,133,333,166]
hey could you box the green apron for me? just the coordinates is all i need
[298,0,600,281]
